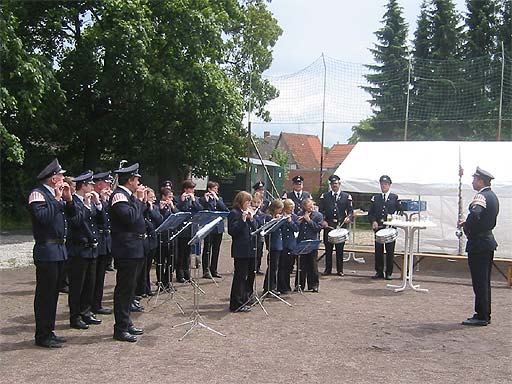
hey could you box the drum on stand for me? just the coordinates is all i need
[328,228,350,244]
[375,228,398,244]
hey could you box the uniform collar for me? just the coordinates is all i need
[42,183,56,197]
[119,185,133,196]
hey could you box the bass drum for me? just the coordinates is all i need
[375,227,398,244]
[328,228,350,244]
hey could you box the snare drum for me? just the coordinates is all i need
[375,228,398,244]
[328,228,350,244]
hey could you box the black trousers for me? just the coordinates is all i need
[229,257,256,310]
[323,228,345,273]
[202,233,223,274]
[68,256,97,319]
[177,237,191,280]
[374,240,395,276]
[113,258,144,333]
[92,253,108,312]
[137,247,156,295]
[468,251,494,322]
[263,250,280,292]
[34,260,64,342]
[155,240,175,286]
[296,251,319,290]
[277,250,294,293]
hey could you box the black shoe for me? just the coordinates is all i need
[310,287,319,293]
[51,333,67,343]
[467,314,491,324]
[372,273,384,279]
[384,274,392,280]
[70,318,89,330]
[59,286,69,294]
[202,273,212,279]
[35,338,63,348]
[133,295,142,301]
[177,278,186,283]
[211,272,222,278]
[82,314,102,325]
[93,308,112,315]
[256,271,264,275]
[237,306,251,313]
[462,318,488,326]
[337,272,345,277]
[130,304,144,312]
[321,271,332,276]
[113,331,137,342]
[106,265,114,272]
[128,326,144,335]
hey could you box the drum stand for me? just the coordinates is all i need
[173,252,225,340]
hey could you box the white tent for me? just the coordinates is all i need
[334,141,511,259]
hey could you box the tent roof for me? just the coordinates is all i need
[335,141,512,197]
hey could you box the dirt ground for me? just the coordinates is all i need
[0,235,511,384]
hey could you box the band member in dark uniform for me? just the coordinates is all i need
[28,159,77,348]
[263,199,285,295]
[296,198,323,292]
[91,171,113,315]
[157,184,179,287]
[59,175,76,294]
[368,175,400,280]
[137,187,163,297]
[286,175,311,216]
[460,167,499,326]
[277,199,299,294]
[199,181,229,278]
[318,175,353,276]
[228,191,257,312]
[253,180,270,214]
[67,171,104,329]
[251,193,266,275]
[109,163,146,342]
[176,179,203,283]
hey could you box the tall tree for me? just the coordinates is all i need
[353,0,409,141]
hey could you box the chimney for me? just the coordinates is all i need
[264,131,271,138]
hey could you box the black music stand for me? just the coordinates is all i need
[172,216,226,340]
[258,217,292,307]
[294,239,321,294]
[192,211,229,285]
[148,212,191,311]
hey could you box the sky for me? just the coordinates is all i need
[252,0,467,145]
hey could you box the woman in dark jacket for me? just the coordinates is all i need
[228,191,257,312]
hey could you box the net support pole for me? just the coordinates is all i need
[404,57,412,141]
[319,53,327,191]
[245,66,253,191]
[497,41,505,141]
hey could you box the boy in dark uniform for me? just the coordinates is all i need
[286,175,311,216]
[368,175,401,280]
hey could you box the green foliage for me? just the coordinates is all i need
[270,147,288,168]
[0,0,282,218]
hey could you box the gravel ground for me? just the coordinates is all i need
[0,233,511,384]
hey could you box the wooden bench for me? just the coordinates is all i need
[342,246,512,287]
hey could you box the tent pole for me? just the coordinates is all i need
[403,57,412,141]
[319,53,327,192]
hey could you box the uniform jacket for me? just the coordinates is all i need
[463,187,499,253]
[145,203,164,251]
[109,186,146,260]
[176,196,202,238]
[228,208,257,259]
[297,211,324,242]
[287,190,312,216]
[97,200,112,256]
[28,185,77,262]
[368,192,400,230]
[67,194,103,259]
[199,195,229,234]
[318,190,353,228]
[282,214,300,251]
